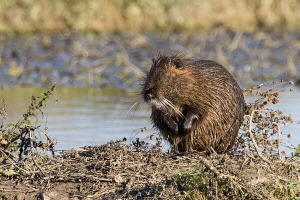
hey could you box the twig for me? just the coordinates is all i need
[37,127,55,145]
[29,129,46,176]
[0,149,33,174]
[44,99,58,131]
[248,110,271,164]
[277,125,283,161]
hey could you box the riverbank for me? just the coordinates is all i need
[1,142,300,199]
[1,0,300,33]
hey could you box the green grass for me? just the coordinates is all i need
[172,168,300,200]
[173,168,208,200]
[1,0,300,34]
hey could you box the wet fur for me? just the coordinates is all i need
[142,53,245,153]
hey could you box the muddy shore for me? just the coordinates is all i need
[1,141,300,200]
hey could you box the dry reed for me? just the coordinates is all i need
[1,0,300,33]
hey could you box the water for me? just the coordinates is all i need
[0,87,299,154]
[0,87,155,151]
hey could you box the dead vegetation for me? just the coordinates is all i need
[0,84,56,163]
[0,82,300,199]
[237,81,296,159]
[1,0,300,33]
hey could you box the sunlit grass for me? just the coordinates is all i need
[0,0,300,33]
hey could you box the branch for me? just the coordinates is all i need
[248,110,271,164]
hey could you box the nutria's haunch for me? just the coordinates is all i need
[142,53,245,154]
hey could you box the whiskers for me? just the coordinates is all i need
[125,99,147,119]
[152,97,184,118]
[127,96,184,119]
[126,100,140,118]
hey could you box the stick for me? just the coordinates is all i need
[29,129,46,176]
[277,125,283,161]
[248,111,271,164]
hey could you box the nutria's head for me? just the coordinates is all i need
[142,53,193,116]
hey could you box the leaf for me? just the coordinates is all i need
[0,169,17,176]
[294,144,300,157]
[0,139,8,145]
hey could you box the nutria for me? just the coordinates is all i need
[141,53,245,154]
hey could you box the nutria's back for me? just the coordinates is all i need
[142,53,245,153]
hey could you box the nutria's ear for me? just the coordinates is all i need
[173,58,185,69]
[151,58,155,64]
[151,58,157,67]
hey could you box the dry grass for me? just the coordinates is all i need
[1,0,300,33]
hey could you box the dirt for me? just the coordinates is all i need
[1,140,300,200]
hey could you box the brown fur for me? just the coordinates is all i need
[141,53,245,153]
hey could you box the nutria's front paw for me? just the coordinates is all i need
[165,117,178,132]
[183,120,193,130]
[183,111,198,130]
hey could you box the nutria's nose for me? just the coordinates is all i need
[143,89,154,102]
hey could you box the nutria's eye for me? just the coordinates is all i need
[174,59,184,69]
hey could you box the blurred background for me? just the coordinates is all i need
[0,0,299,151]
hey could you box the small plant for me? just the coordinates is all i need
[0,84,57,164]
[173,168,208,200]
[294,145,300,157]
[234,81,295,160]
[260,180,300,199]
